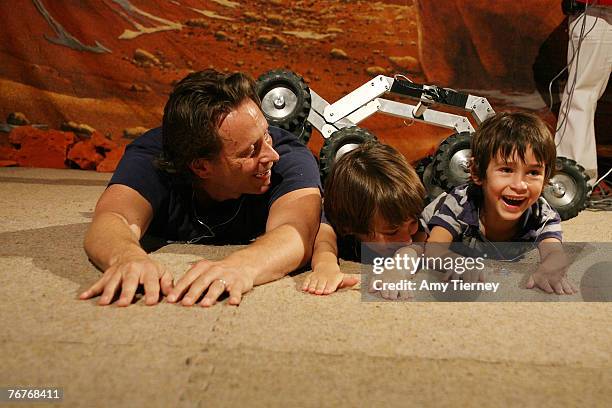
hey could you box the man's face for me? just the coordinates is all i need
[204,98,280,199]
[476,147,545,223]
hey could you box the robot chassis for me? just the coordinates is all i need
[256,70,590,220]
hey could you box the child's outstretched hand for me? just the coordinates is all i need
[368,265,415,300]
[302,262,359,295]
[526,271,577,295]
[529,243,577,295]
[368,246,420,301]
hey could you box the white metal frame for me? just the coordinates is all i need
[307,75,495,138]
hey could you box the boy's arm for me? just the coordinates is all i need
[426,225,454,243]
[302,223,358,295]
[311,222,340,272]
[528,238,577,295]
[423,226,454,266]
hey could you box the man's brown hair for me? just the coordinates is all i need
[470,112,557,182]
[324,141,426,236]
[159,69,261,177]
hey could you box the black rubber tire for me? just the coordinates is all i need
[415,155,433,182]
[543,156,590,221]
[415,155,445,203]
[318,127,378,183]
[292,121,312,146]
[256,70,311,133]
[432,132,473,191]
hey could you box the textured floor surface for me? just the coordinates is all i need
[0,167,611,408]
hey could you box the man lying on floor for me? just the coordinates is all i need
[79,69,322,307]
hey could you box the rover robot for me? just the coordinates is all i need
[256,70,589,220]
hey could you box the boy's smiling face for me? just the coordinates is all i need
[474,146,546,224]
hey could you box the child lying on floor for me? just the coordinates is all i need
[301,141,426,298]
[421,112,576,294]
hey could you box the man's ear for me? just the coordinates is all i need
[469,157,483,186]
[189,158,213,179]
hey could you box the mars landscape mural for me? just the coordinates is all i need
[0,0,608,171]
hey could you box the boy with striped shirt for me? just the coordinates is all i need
[421,112,576,295]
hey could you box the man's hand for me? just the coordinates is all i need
[302,262,359,295]
[166,259,255,307]
[81,184,168,306]
[79,254,174,306]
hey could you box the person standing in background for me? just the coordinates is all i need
[556,0,612,195]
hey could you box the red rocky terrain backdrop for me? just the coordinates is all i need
[0,0,609,171]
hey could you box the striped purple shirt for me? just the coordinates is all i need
[420,184,563,244]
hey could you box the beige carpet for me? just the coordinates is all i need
[1,167,611,407]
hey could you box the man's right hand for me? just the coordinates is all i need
[79,255,174,306]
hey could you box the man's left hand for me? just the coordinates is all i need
[166,259,255,306]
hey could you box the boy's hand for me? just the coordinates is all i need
[526,270,577,295]
[368,266,415,300]
[530,240,577,295]
[302,262,359,295]
[368,246,419,300]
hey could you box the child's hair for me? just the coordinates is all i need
[470,112,557,182]
[323,141,426,236]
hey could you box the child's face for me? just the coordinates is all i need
[356,215,419,245]
[475,147,545,223]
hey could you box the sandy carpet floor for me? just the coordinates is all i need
[1,167,611,407]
